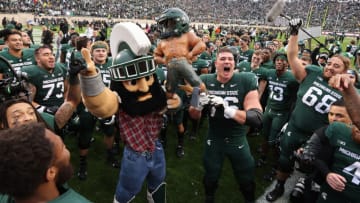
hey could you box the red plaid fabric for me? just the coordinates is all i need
[118,110,163,152]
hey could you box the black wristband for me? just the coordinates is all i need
[69,74,80,85]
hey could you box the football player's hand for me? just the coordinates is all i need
[289,18,302,36]
[208,95,224,107]
[326,173,346,192]
[69,52,87,76]
[223,103,237,119]
[329,74,354,92]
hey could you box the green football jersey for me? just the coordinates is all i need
[262,60,274,69]
[155,67,166,85]
[200,72,258,137]
[199,51,212,61]
[64,46,75,67]
[290,65,342,133]
[22,64,67,107]
[40,112,55,130]
[237,61,251,72]
[95,57,112,87]
[30,44,41,49]
[254,68,298,111]
[0,187,90,203]
[0,48,36,77]
[326,122,360,201]
[50,188,91,203]
[238,48,254,62]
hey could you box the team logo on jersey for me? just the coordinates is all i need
[337,139,346,146]
[321,192,327,200]
[207,139,212,146]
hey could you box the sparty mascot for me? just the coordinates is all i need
[78,22,181,203]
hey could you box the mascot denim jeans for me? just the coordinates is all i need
[114,140,166,203]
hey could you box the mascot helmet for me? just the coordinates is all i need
[109,22,156,81]
[156,7,190,39]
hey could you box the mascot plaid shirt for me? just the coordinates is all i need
[118,110,163,153]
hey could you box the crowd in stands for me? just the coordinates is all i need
[0,0,359,32]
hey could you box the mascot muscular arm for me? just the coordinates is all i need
[80,48,119,118]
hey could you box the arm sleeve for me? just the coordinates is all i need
[310,126,333,178]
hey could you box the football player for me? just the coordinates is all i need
[189,47,263,203]
[266,18,350,202]
[0,29,36,79]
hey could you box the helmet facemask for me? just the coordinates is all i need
[156,7,190,39]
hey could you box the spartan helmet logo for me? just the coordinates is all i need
[109,22,156,81]
[156,7,190,39]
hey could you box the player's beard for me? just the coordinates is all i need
[110,75,167,117]
[55,162,74,188]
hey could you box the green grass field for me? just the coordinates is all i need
[64,119,273,203]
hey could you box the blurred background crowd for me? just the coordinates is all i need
[0,0,359,32]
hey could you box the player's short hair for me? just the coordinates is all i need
[331,99,345,107]
[253,50,262,56]
[75,36,89,51]
[34,44,53,56]
[0,123,54,199]
[91,41,109,53]
[3,29,22,41]
[347,69,359,83]
[216,47,234,57]
[239,34,250,45]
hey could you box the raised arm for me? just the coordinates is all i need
[329,74,360,129]
[54,58,82,129]
[80,48,119,118]
[287,19,307,82]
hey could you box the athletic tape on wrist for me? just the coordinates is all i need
[36,105,46,113]
[224,107,236,119]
